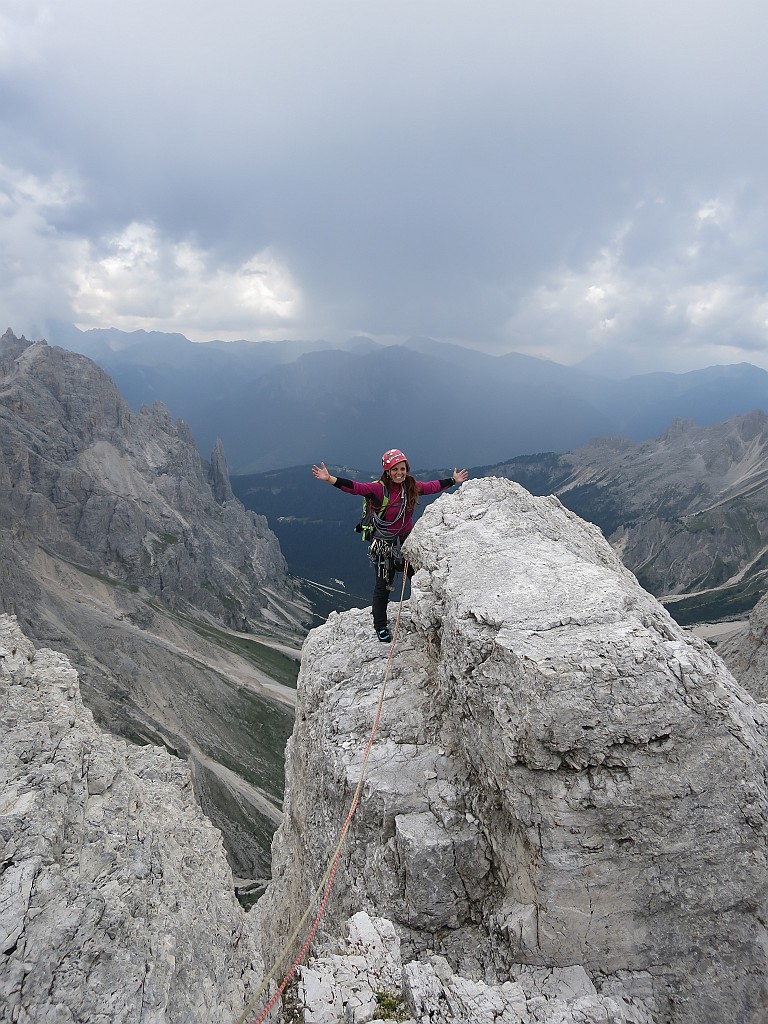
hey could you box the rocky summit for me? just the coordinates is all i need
[0,330,310,880]
[258,477,768,1024]
[482,411,768,625]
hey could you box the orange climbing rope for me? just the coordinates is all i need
[236,565,410,1024]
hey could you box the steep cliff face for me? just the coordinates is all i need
[717,592,768,702]
[0,330,296,626]
[0,614,262,1023]
[0,330,310,880]
[259,478,768,1024]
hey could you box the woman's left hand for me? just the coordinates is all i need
[452,468,469,484]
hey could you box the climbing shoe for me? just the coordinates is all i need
[376,627,392,643]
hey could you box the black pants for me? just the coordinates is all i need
[372,558,414,631]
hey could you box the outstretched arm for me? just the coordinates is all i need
[312,464,378,496]
[312,462,337,485]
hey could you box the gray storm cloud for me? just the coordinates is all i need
[2,0,768,371]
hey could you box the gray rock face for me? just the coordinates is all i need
[485,411,768,622]
[259,477,768,1024]
[209,437,236,504]
[0,330,295,627]
[0,614,262,1024]
[717,592,768,702]
[0,329,309,880]
[295,912,653,1024]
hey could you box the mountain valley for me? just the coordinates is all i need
[8,322,768,885]
[233,412,768,629]
[0,330,310,883]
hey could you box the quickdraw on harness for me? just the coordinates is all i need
[369,536,405,587]
[355,488,392,541]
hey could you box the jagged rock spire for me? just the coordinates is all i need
[209,437,234,504]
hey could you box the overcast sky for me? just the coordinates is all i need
[2,0,768,374]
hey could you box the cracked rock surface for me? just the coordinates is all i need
[718,590,768,703]
[296,911,654,1024]
[0,614,262,1024]
[259,478,768,1024]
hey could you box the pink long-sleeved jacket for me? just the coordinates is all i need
[333,476,454,540]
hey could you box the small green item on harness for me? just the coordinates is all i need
[355,490,389,542]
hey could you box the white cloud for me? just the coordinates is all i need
[503,192,768,373]
[0,1,51,62]
[71,222,303,340]
[0,163,302,341]
[696,199,730,226]
[4,3,768,365]
[0,162,83,335]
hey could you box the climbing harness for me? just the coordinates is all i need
[369,537,405,592]
[356,487,408,543]
[356,482,409,598]
[235,564,410,1024]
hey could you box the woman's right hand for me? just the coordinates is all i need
[312,462,331,483]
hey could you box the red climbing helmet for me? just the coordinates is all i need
[382,448,407,471]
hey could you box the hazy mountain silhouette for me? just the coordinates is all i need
[50,324,768,474]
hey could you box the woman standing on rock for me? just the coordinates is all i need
[312,449,468,642]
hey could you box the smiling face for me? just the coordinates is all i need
[387,460,408,483]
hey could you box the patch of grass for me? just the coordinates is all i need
[40,545,140,592]
[665,578,766,626]
[682,514,714,534]
[373,991,408,1021]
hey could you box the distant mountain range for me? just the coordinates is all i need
[232,411,768,626]
[37,324,768,622]
[47,323,768,474]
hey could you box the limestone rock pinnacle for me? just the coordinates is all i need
[259,477,768,1024]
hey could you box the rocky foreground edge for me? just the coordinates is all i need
[3,477,768,1024]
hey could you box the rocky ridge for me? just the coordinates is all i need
[0,329,310,879]
[0,330,297,629]
[258,477,768,1024]
[482,411,768,624]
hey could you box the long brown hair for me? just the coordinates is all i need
[381,461,419,511]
